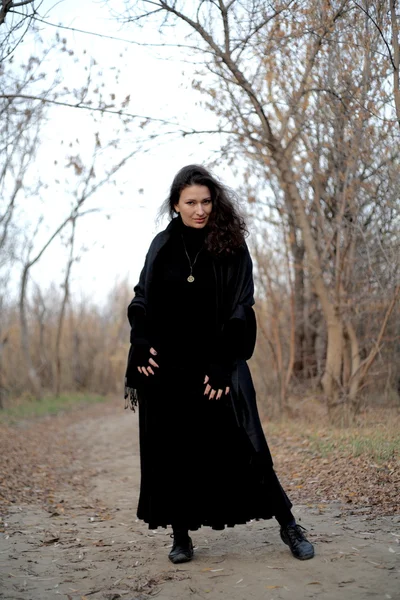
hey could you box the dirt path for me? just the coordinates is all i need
[1,403,399,600]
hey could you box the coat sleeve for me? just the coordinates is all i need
[127,231,164,328]
[127,262,148,326]
[223,243,257,361]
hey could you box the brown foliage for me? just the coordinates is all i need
[0,281,131,403]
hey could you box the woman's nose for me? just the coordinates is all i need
[196,205,205,215]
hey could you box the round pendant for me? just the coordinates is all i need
[187,275,195,283]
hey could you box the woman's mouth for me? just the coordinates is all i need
[194,217,206,223]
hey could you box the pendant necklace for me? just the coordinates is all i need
[181,235,202,283]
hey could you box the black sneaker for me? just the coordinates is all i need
[280,523,314,560]
[168,536,194,564]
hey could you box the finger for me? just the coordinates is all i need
[138,367,142,373]
[216,389,223,400]
[209,388,216,400]
[150,347,158,355]
[204,384,211,396]
[142,367,149,377]
[225,386,230,395]
[149,358,159,368]
[204,375,209,384]
[147,367,155,375]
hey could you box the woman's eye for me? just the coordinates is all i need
[186,200,210,205]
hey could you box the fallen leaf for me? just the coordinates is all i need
[93,539,112,547]
[43,536,60,545]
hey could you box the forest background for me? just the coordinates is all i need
[1,0,400,429]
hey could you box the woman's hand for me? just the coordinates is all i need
[137,347,159,376]
[203,375,230,400]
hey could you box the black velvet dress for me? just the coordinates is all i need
[133,221,292,531]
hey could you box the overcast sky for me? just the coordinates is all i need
[12,0,240,304]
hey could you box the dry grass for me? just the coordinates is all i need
[262,405,400,516]
[0,393,107,425]
[264,407,400,463]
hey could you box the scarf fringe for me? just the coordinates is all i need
[124,379,138,411]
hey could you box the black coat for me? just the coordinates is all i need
[126,217,273,465]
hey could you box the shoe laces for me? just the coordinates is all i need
[286,523,308,542]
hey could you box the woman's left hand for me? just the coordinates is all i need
[203,375,230,400]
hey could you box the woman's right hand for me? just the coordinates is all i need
[204,374,230,400]
[137,347,159,376]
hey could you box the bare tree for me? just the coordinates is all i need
[119,1,400,421]
[18,128,140,399]
[18,204,87,397]
[1,25,150,400]
[0,0,38,61]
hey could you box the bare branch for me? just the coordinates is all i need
[218,0,230,55]
[352,0,395,68]
[0,94,178,126]
[0,0,32,26]
[155,1,277,148]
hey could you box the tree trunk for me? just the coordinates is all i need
[54,218,76,397]
[284,227,296,395]
[303,287,320,380]
[19,266,42,399]
[321,312,343,414]
[342,333,351,388]
[0,335,8,409]
[345,321,361,409]
[390,0,400,129]
[290,224,306,379]
[275,151,344,414]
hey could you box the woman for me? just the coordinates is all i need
[125,165,314,563]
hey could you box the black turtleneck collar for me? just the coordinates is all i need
[177,214,208,253]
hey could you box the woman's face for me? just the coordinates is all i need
[174,185,212,228]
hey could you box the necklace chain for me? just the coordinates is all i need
[181,234,202,283]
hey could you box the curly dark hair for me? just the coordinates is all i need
[160,164,247,256]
